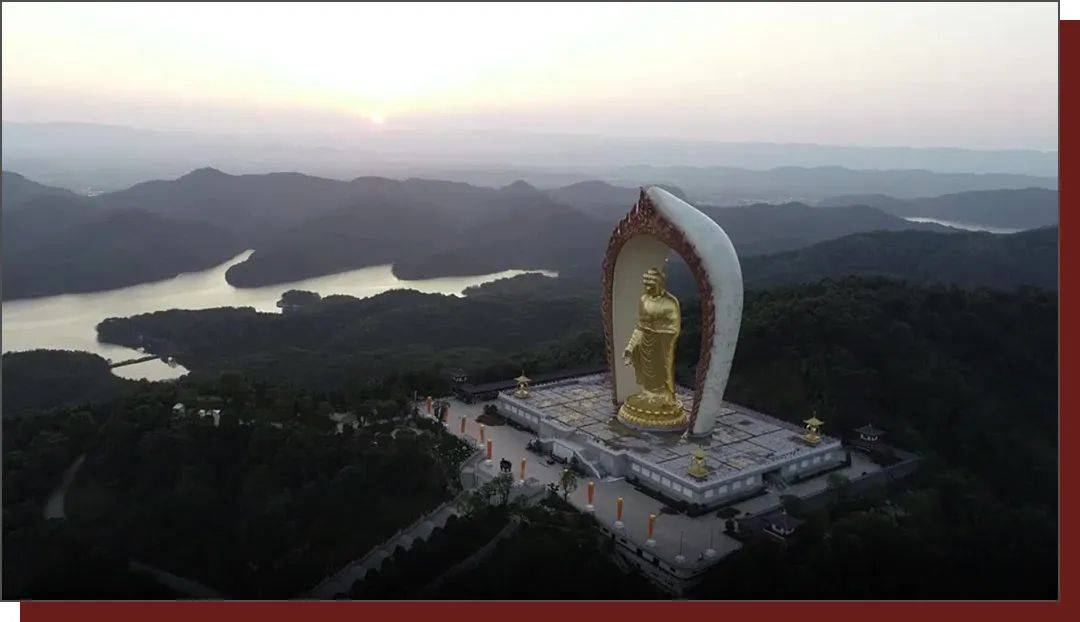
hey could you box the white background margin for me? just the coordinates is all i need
[1064,0,1078,21]
[0,602,20,622]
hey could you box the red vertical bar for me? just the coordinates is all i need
[1060,18,1078,610]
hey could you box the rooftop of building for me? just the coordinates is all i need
[855,423,885,437]
[766,512,805,532]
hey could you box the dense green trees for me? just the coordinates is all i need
[426,495,661,599]
[2,350,133,414]
[723,278,1057,509]
[94,274,1057,515]
[689,278,1057,599]
[739,226,1058,290]
[820,187,1058,230]
[695,476,1056,599]
[95,280,602,393]
[3,274,1059,599]
[3,375,472,598]
[350,508,509,599]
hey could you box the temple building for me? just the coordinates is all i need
[856,423,885,443]
[851,422,888,455]
[763,512,805,543]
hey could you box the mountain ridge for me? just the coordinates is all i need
[818,187,1058,230]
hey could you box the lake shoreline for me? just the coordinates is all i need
[901,216,1023,234]
[3,251,555,381]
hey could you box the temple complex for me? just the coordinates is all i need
[447,186,915,593]
[494,187,845,510]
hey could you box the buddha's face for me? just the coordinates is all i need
[643,271,664,296]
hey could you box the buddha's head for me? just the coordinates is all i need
[642,267,666,296]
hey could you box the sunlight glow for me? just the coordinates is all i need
[0,2,1058,148]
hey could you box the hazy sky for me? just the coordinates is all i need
[1,2,1059,150]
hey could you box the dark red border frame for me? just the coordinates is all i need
[18,16,1080,622]
[12,601,1073,621]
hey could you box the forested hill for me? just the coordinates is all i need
[3,170,244,300]
[1,350,133,414]
[391,202,950,281]
[819,187,1059,230]
[5,209,242,299]
[610,164,1056,204]
[1,170,79,203]
[2,167,1060,298]
[227,181,611,287]
[96,285,601,391]
[740,226,1058,290]
[94,276,1057,514]
[697,278,1057,599]
[7,276,1057,598]
[702,203,952,257]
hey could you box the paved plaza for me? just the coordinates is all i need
[495,375,844,513]
[443,398,743,573]
[507,374,838,483]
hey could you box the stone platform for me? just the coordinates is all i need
[498,373,844,508]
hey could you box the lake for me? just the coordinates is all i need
[2,251,556,381]
[902,217,1023,234]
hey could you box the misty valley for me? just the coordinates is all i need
[1,154,1059,600]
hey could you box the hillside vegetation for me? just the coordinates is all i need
[740,226,1058,290]
[5,167,1057,298]
[819,187,1058,230]
[5,276,1057,598]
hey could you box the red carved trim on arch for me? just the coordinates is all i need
[601,189,716,431]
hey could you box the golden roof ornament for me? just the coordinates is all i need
[514,371,532,398]
[802,415,824,445]
[688,447,710,479]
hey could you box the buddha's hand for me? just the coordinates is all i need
[622,346,634,366]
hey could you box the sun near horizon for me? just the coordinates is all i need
[0,2,1059,150]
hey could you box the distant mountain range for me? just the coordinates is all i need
[225,176,616,286]
[224,176,959,285]
[818,188,1058,230]
[1,168,1061,299]
[1,170,80,203]
[545,181,689,222]
[702,203,954,257]
[610,165,1057,205]
[741,226,1058,291]
[2,122,1059,195]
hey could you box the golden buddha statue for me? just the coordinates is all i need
[617,267,689,430]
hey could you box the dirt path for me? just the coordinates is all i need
[129,560,225,599]
[43,454,85,520]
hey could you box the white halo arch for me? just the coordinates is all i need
[601,186,743,435]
